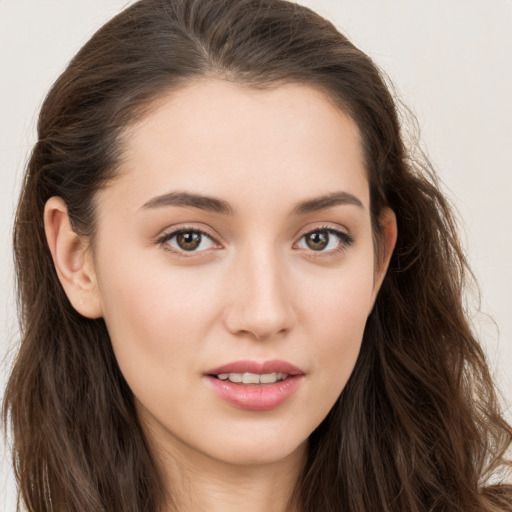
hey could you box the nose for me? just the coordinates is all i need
[223,244,297,340]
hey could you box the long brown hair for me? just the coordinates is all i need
[3,0,511,510]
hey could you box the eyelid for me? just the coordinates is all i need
[294,224,354,258]
[156,225,221,257]
[156,223,354,258]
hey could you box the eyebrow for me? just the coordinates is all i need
[140,190,364,215]
[292,190,364,214]
[141,191,234,214]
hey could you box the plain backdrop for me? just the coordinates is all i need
[1,0,511,507]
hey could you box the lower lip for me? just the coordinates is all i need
[205,375,303,411]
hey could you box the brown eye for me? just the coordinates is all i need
[304,230,330,251]
[176,231,202,251]
[161,229,216,253]
[297,228,353,254]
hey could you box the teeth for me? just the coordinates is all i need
[260,372,277,384]
[216,372,289,384]
[243,372,261,384]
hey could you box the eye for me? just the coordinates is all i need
[296,227,353,254]
[158,228,218,254]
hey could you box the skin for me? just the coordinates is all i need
[45,79,397,512]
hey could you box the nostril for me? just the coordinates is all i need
[222,282,297,340]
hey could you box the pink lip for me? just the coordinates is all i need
[206,359,304,376]
[204,359,305,412]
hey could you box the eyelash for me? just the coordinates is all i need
[156,225,354,259]
[297,226,354,258]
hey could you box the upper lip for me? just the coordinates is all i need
[206,359,304,376]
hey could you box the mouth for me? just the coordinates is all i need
[213,372,290,384]
[206,359,303,383]
[204,360,304,411]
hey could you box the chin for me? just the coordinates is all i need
[200,424,309,468]
[211,438,308,468]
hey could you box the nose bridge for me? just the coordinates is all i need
[224,237,296,340]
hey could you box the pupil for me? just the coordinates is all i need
[177,232,201,251]
[307,231,328,251]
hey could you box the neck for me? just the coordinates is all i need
[150,432,306,512]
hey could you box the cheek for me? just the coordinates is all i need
[299,262,374,398]
[96,252,222,378]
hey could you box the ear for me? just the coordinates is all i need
[369,207,397,309]
[44,196,103,319]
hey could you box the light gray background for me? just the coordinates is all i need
[1,0,511,507]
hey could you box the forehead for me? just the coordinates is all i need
[108,79,369,214]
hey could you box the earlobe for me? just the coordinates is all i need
[44,197,103,319]
[370,207,397,310]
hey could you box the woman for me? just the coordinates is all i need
[3,0,511,510]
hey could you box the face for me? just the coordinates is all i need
[87,79,393,468]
